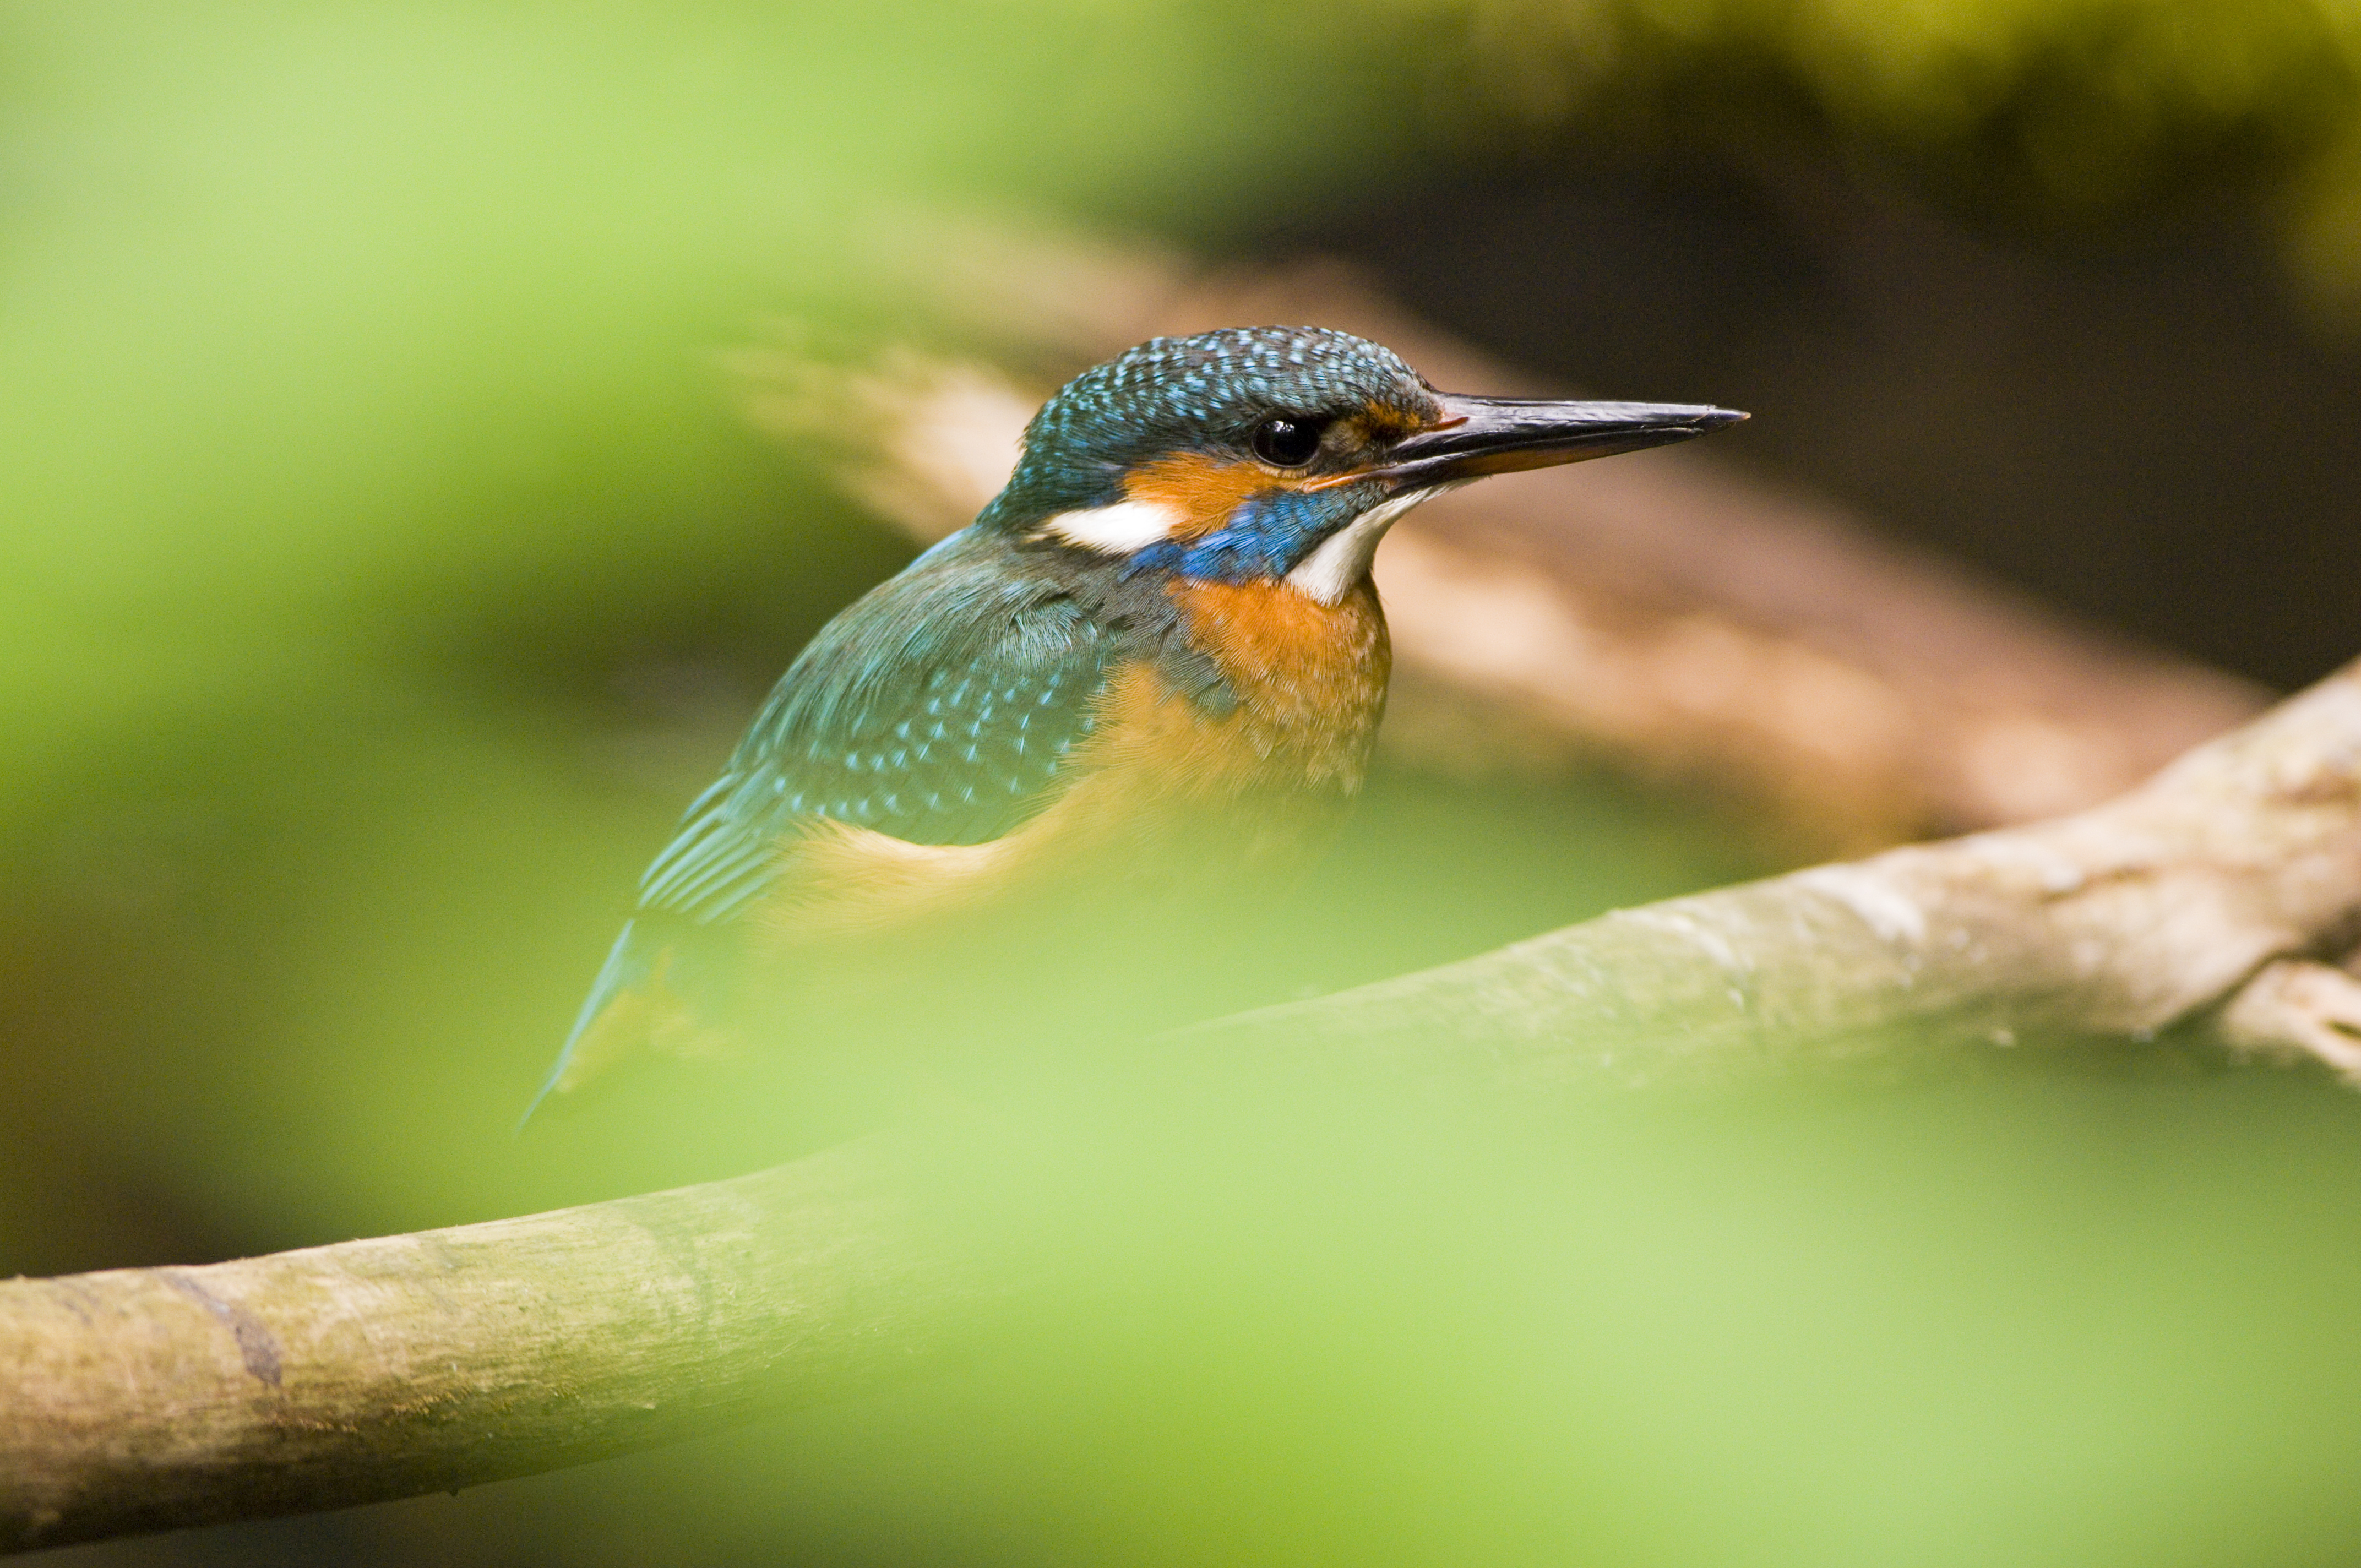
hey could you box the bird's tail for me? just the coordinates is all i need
[518,919,648,1131]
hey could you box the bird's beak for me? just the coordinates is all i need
[1359,395,1747,489]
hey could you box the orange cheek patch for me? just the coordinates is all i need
[1124,451,1293,540]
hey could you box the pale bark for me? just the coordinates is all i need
[1195,659,2361,1081]
[9,659,2361,1555]
[0,1144,1007,1553]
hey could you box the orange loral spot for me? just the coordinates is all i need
[1356,398,1434,441]
[1140,402,1450,498]
[1128,401,1454,517]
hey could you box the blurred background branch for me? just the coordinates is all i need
[739,221,2266,853]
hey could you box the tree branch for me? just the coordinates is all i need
[0,1142,1013,1554]
[9,659,2361,1554]
[1194,659,2361,1082]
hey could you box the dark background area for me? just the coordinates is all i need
[1270,147,2360,690]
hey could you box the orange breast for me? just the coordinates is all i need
[752,576,1391,948]
[1162,575,1391,793]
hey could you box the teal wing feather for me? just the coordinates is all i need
[524,529,1131,1121]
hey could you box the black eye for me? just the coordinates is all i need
[1249,415,1324,467]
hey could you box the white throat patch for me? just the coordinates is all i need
[1037,498,1184,553]
[1284,487,1444,605]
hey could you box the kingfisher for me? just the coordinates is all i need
[529,325,1742,1118]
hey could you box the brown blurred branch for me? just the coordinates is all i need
[743,217,2266,851]
[10,657,2361,1554]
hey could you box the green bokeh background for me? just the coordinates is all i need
[11,3,2361,1564]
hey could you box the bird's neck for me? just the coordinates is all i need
[1166,574,1391,796]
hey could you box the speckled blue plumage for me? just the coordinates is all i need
[982,325,1433,522]
[528,529,1160,1119]
[640,529,1125,927]
[632,326,1428,927]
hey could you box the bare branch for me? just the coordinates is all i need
[1196,660,2361,1082]
[2219,956,2361,1079]
[1,1144,1008,1554]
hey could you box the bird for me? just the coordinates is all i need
[526,325,1743,1120]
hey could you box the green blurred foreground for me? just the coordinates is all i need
[9,3,2361,1565]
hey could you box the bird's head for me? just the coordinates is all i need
[982,325,1744,602]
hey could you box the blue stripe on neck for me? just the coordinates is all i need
[1124,488,1355,584]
